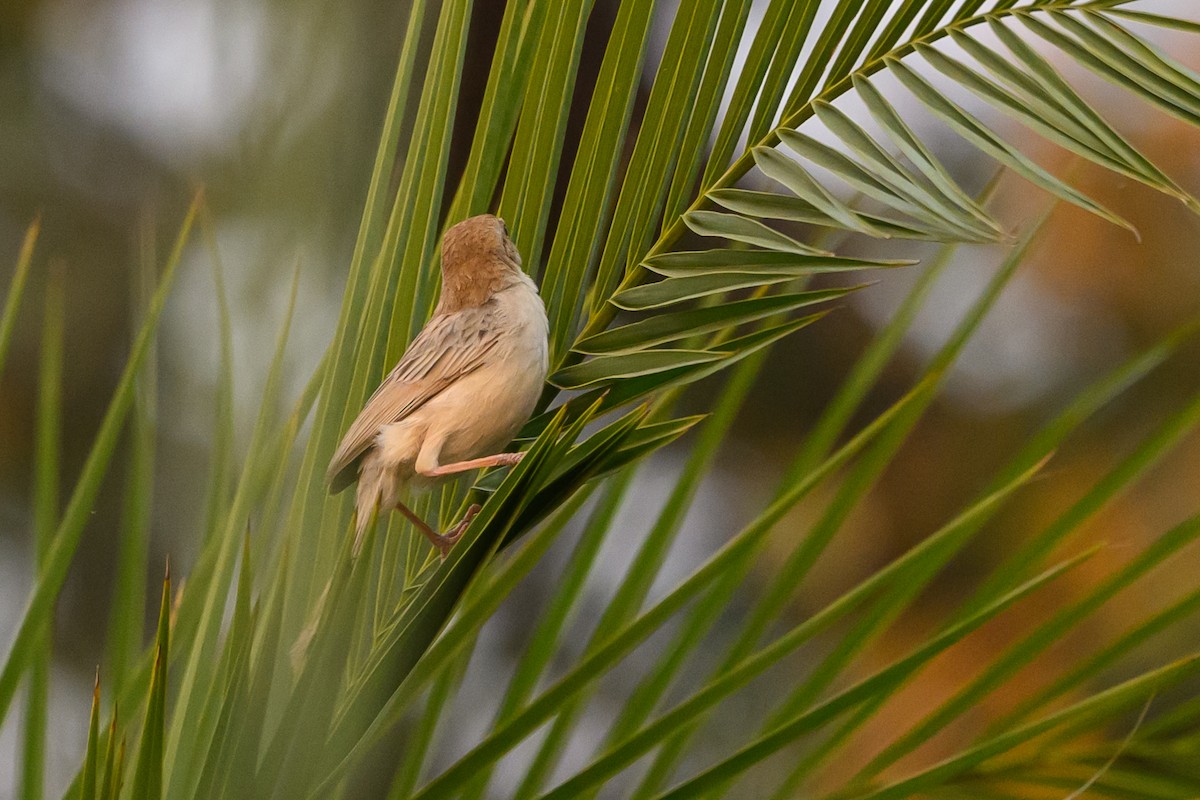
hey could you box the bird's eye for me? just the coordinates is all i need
[500,220,509,236]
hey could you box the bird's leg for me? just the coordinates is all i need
[392,501,450,555]
[419,451,524,478]
[394,500,483,558]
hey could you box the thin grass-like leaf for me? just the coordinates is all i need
[197,205,236,542]
[19,269,63,800]
[859,512,1200,780]
[611,274,840,311]
[0,217,38,383]
[276,0,428,632]
[962,21,1194,209]
[164,255,304,797]
[884,56,1139,237]
[701,0,791,188]
[754,146,884,236]
[643,249,912,277]
[379,0,478,346]
[551,349,727,389]
[1000,583,1200,734]
[98,709,121,800]
[848,654,1200,800]
[784,0,860,113]
[576,287,860,354]
[129,569,171,800]
[1108,9,1200,34]
[964,387,1200,621]
[500,0,594,275]
[0,196,197,726]
[276,0,430,626]
[448,0,546,219]
[664,0,755,220]
[220,544,292,799]
[306,407,594,796]
[515,353,768,797]
[811,99,1004,239]
[631,224,969,796]
[766,317,1200,795]
[648,552,1098,800]
[386,643,475,800]
[408,379,935,800]
[261,520,381,800]
[852,74,1001,236]
[286,0,474,641]
[635,203,1047,796]
[530,311,834,451]
[79,675,100,800]
[402,484,596,795]
[545,454,1059,800]
[683,210,830,255]
[1017,11,1200,129]
[710,189,948,240]
[188,529,256,800]
[55,354,323,800]
[541,0,658,358]
[747,0,820,144]
[106,227,157,702]
[458,476,627,800]
[919,36,1197,210]
[777,127,993,242]
[588,0,724,312]
[1058,10,1200,117]
[867,0,931,62]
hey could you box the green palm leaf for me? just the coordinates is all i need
[8,3,1200,800]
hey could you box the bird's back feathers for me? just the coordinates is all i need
[326,305,503,492]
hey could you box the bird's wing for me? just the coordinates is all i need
[326,307,501,492]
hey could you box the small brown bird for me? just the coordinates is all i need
[327,214,549,555]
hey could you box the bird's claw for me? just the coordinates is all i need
[434,503,483,559]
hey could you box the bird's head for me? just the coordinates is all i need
[437,214,525,312]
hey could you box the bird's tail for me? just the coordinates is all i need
[353,456,388,555]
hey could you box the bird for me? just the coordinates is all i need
[326,214,549,556]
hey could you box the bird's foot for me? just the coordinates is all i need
[428,503,483,559]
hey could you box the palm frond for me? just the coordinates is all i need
[7,2,1200,799]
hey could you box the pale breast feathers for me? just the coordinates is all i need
[326,307,502,492]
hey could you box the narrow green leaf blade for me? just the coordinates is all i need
[80,676,101,800]
[683,210,829,255]
[129,569,171,800]
[647,553,1096,800]
[885,55,1139,237]
[20,269,63,800]
[550,349,727,389]
[0,217,39,382]
[754,146,883,236]
[576,287,860,354]
[0,196,197,726]
[644,248,913,277]
[852,654,1200,800]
